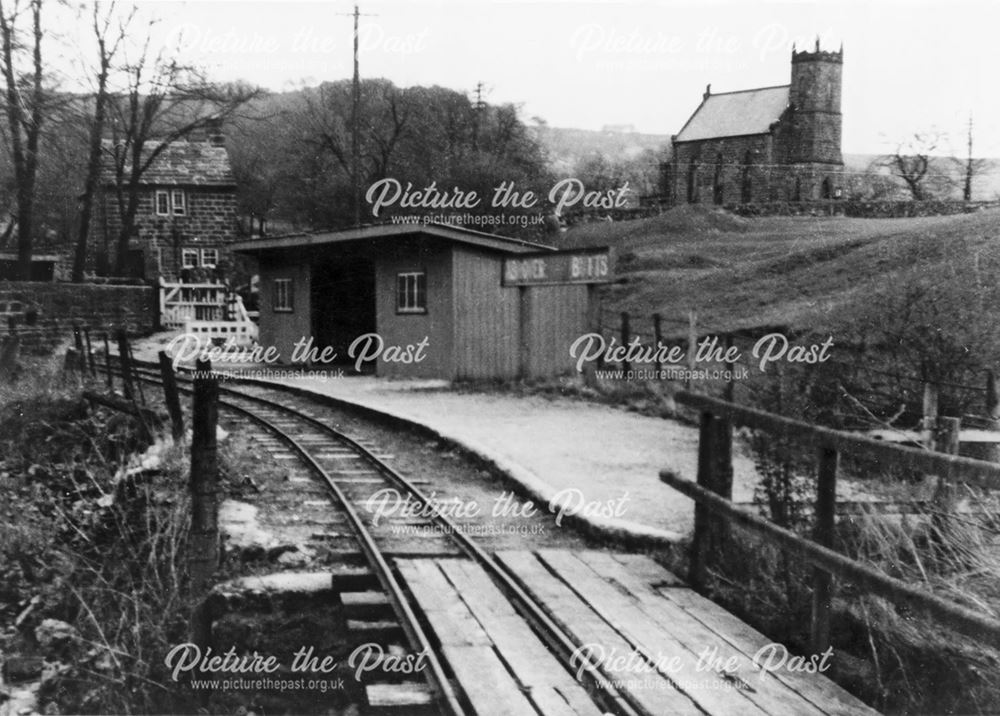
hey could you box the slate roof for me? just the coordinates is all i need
[100,138,236,188]
[675,85,789,142]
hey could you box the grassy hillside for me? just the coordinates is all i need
[568,206,1000,337]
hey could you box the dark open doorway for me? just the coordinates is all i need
[311,256,376,370]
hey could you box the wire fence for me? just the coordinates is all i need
[592,307,997,432]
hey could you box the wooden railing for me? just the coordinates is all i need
[662,390,1000,653]
[159,277,258,345]
[159,278,230,329]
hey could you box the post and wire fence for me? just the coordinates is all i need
[594,304,1000,658]
[661,391,1000,654]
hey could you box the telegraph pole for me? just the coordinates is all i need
[471,81,487,151]
[338,3,376,227]
[351,4,361,227]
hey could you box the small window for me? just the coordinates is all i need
[396,271,426,314]
[200,248,218,268]
[273,278,294,312]
[181,248,199,269]
[155,190,170,216]
[171,190,186,216]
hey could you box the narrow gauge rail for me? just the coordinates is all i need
[102,357,641,716]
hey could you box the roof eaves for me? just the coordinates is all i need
[673,130,773,144]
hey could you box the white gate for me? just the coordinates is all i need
[159,277,258,345]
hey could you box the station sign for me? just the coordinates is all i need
[503,248,613,287]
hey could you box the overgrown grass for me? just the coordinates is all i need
[0,363,201,714]
[41,442,196,715]
[573,204,1000,334]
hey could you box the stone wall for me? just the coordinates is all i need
[0,281,156,354]
[668,136,844,206]
[669,135,774,205]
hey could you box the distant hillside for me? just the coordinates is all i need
[532,125,671,174]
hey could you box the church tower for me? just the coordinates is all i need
[788,39,843,165]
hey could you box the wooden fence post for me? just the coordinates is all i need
[620,311,631,373]
[932,417,961,540]
[724,333,735,402]
[921,382,939,449]
[128,340,147,405]
[0,334,19,382]
[689,411,716,590]
[986,370,999,462]
[811,445,839,655]
[102,332,114,391]
[63,348,79,380]
[116,329,135,400]
[709,414,733,549]
[83,328,96,378]
[686,312,697,390]
[159,350,185,440]
[72,324,87,373]
[689,411,733,591]
[189,358,219,594]
[653,313,663,371]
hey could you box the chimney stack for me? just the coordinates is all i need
[205,116,225,147]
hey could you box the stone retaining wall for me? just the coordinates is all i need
[0,281,156,354]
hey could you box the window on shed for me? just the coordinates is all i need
[396,271,426,314]
[273,278,294,312]
[155,190,170,216]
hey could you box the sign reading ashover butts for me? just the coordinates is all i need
[503,248,613,287]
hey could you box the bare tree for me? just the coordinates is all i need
[105,26,259,275]
[0,0,45,280]
[72,1,131,282]
[305,79,411,185]
[882,132,940,200]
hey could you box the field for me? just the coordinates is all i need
[563,205,1000,337]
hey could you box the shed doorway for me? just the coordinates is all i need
[311,257,376,370]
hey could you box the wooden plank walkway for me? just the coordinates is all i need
[397,550,881,716]
[397,559,602,716]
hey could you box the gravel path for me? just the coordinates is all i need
[274,376,764,536]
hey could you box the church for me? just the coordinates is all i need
[662,40,843,206]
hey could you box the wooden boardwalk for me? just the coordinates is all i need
[397,550,880,716]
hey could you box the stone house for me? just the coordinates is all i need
[90,120,240,281]
[663,41,843,205]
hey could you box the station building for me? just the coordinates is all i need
[233,224,612,380]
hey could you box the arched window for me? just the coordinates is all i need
[687,161,700,203]
[793,177,802,202]
[821,176,832,200]
[740,151,753,204]
[713,154,724,205]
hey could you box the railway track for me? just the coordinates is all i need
[99,355,643,716]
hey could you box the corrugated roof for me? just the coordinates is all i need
[675,85,789,142]
[100,138,235,187]
[232,223,555,256]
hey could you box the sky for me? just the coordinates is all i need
[58,0,1000,157]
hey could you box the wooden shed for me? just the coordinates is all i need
[233,224,611,380]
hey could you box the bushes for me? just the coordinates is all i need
[0,377,198,714]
